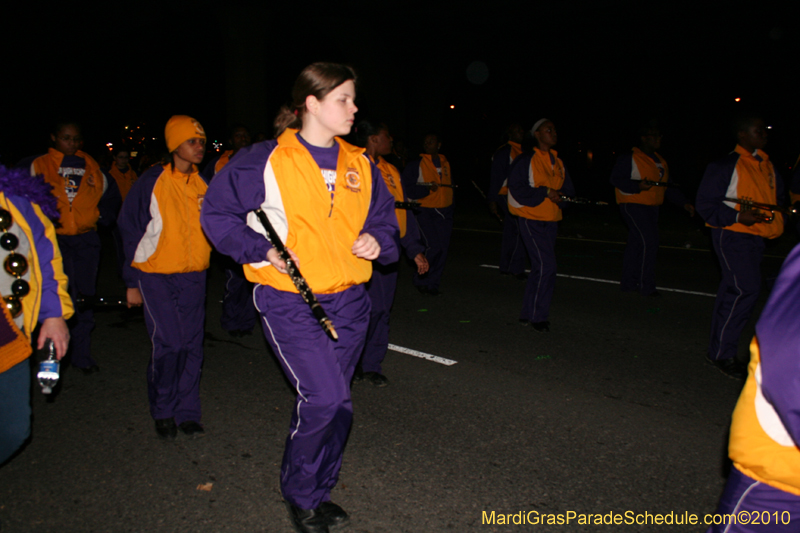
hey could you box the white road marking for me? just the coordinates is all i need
[388,344,458,366]
[479,264,717,298]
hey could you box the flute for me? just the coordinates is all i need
[395,200,421,209]
[253,209,338,341]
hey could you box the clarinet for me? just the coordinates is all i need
[253,209,338,341]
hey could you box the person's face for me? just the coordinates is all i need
[640,130,662,152]
[114,152,130,169]
[738,119,767,152]
[508,124,525,144]
[309,80,358,137]
[423,134,440,155]
[534,121,557,149]
[230,127,251,150]
[373,129,393,156]
[174,137,206,166]
[51,125,82,157]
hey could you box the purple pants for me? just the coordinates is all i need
[414,205,454,291]
[519,219,558,323]
[620,203,660,295]
[57,232,100,369]
[255,284,370,509]
[362,262,398,374]
[220,265,257,333]
[139,271,206,425]
[709,229,764,361]
[498,198,525,275]
[707,466,800,532]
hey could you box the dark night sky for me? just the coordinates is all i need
[3,1,797,196]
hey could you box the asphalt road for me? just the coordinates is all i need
[0,201,795,533]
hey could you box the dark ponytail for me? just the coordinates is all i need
[273,62,357,138]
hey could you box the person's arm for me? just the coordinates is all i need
[401,158,431,200]
[98,171,122,226]
[200,143,275,265]
[14,197,73,358]
[609,154,644,194]
[695,155,741,228]
[755,244,800,445]
[358,160,400,265]
[488,146,511,203]
[117,166,161,289]
[507,154,548,208]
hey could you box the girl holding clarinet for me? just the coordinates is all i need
[200,63,398,533]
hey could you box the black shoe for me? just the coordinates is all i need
[645,290,661,297]
[285,502,330,533]
[77,364,100,375]
[155,418,177,440]
[318,501,349,528]
[707,357,747,380]
[363,372,389,387]
[531,321,550,332]
[427,288,441,296]
[227,329,243,338]
[514,272,528,281]
[178,421,205,437]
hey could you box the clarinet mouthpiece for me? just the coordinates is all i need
[323,320,339,341]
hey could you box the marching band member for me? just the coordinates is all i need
[118,115,212,440]
[696,114,783,380]
[353,119,428,386]
[706,243,800,532]
[200,63,398,533]
[31,121,120,373]
[610,121,694,296]
[508,119,574,332]
[401,133,453,296]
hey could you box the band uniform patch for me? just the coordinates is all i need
[345,168,361,192]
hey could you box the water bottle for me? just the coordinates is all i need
[37,339,59,394]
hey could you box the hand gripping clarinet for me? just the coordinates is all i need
[253,209,338,341]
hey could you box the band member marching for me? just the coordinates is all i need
[696,114,783,380]
[353,119,428,386]
[610,120,694,296]
[401,133,453,296]
[507,119,575,332]
[200,63,398,533]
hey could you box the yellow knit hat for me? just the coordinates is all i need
[165,115,206,153]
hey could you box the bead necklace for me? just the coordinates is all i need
[0,208,30,318]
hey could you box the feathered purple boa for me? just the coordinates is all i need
[0,165,60,221]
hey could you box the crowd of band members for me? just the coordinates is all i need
[2,74,800,531]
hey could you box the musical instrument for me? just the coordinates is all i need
[642,180,680,188]
[395,200,421,209]
[724,197,797,224]
[418,182,458,189]
[469,180,503,223]
[253,209,338,341]
[559,196,609,206]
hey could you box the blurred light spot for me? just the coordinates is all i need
[466,61,489,85]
